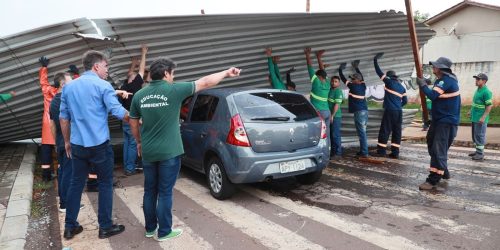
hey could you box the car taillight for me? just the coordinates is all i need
[316,111,327,139]
[226,114,251,147]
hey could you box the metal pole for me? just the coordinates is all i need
[405,0,429,124]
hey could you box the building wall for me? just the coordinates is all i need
[422,30,500,63]
[430,6,500,36]
[452,61,500,105]
[421,5,500,105]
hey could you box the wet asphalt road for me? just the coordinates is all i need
[58,142,500,250]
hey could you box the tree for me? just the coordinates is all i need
[414,10,430,23]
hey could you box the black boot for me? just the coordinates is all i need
[42,169,53,182]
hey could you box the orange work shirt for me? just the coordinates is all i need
[39,67,58,145]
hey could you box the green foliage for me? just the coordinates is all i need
[414,10,430,23]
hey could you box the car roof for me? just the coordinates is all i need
[197,88,299,98]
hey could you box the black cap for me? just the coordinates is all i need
[473,73,488,81]
[349,73,363,81]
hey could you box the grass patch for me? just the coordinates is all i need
[30,197,44,218]
[33,181,53,190]
[30,151,55,219]
[31,178,52,219]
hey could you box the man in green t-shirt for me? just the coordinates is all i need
[468,73,493,161]
[264,48,296,91]
[328,76,344,158]
[129,57,240,241]
[0,91,16,103]
[304,47,331,148]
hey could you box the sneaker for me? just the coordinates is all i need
[330,155,342,160]
[157,229,183,241]
[86,186,98,192]
[442,172,451,180]
[358,156,369,160]
[471,154,484,161]
[145,228,157,238]
[418,182,435,190]
[356,152,368,157]
[388,153,399,159]
[468,152,477,157]
[124,171,136,176]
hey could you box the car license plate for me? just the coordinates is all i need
[279,159,306,174]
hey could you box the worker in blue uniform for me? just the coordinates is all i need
[373,52,408,158]
[416,57,461,190]
[339,60,368,158]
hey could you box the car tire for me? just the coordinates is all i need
[206,157,236,200]
[296,169,322,185]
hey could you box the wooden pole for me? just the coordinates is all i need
[306,0,310,13]
[405,0,429,124]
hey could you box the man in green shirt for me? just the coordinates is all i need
[129,57,240,241]
[264,48,296,91]
[0,91,16,103]
[328,76,344,158]
[304,47,331,147]
[468,73,493,161]
[265,48,286,90]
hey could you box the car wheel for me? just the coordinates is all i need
[206,157,236,200]
[296,169,322,185]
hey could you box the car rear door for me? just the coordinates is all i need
[233,91,322,153]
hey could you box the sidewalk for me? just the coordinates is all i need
[403,123,500,150]
[0,144,36,249]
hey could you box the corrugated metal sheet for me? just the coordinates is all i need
[0,11,434,143]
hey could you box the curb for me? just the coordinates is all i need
[403,137,500,150]
[0,144,36,249]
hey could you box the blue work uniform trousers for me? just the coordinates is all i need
[425,122,457,185]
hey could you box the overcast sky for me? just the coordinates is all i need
[0,0,499,37]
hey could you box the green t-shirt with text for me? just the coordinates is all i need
[129,80,195,162]
[471,86,493,124]
[328,87,343,118]
[307,65,330,111]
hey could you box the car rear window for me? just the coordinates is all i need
[234,92,318,122]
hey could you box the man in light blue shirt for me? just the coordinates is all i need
[60,50,129,240]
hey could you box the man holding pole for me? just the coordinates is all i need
[416,57,460,190]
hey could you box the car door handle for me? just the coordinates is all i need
[200,132,207,138]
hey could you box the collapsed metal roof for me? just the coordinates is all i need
[0,11,434,143]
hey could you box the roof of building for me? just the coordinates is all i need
[425,0,500,25]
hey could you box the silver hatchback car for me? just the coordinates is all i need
[180,88,329,199]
